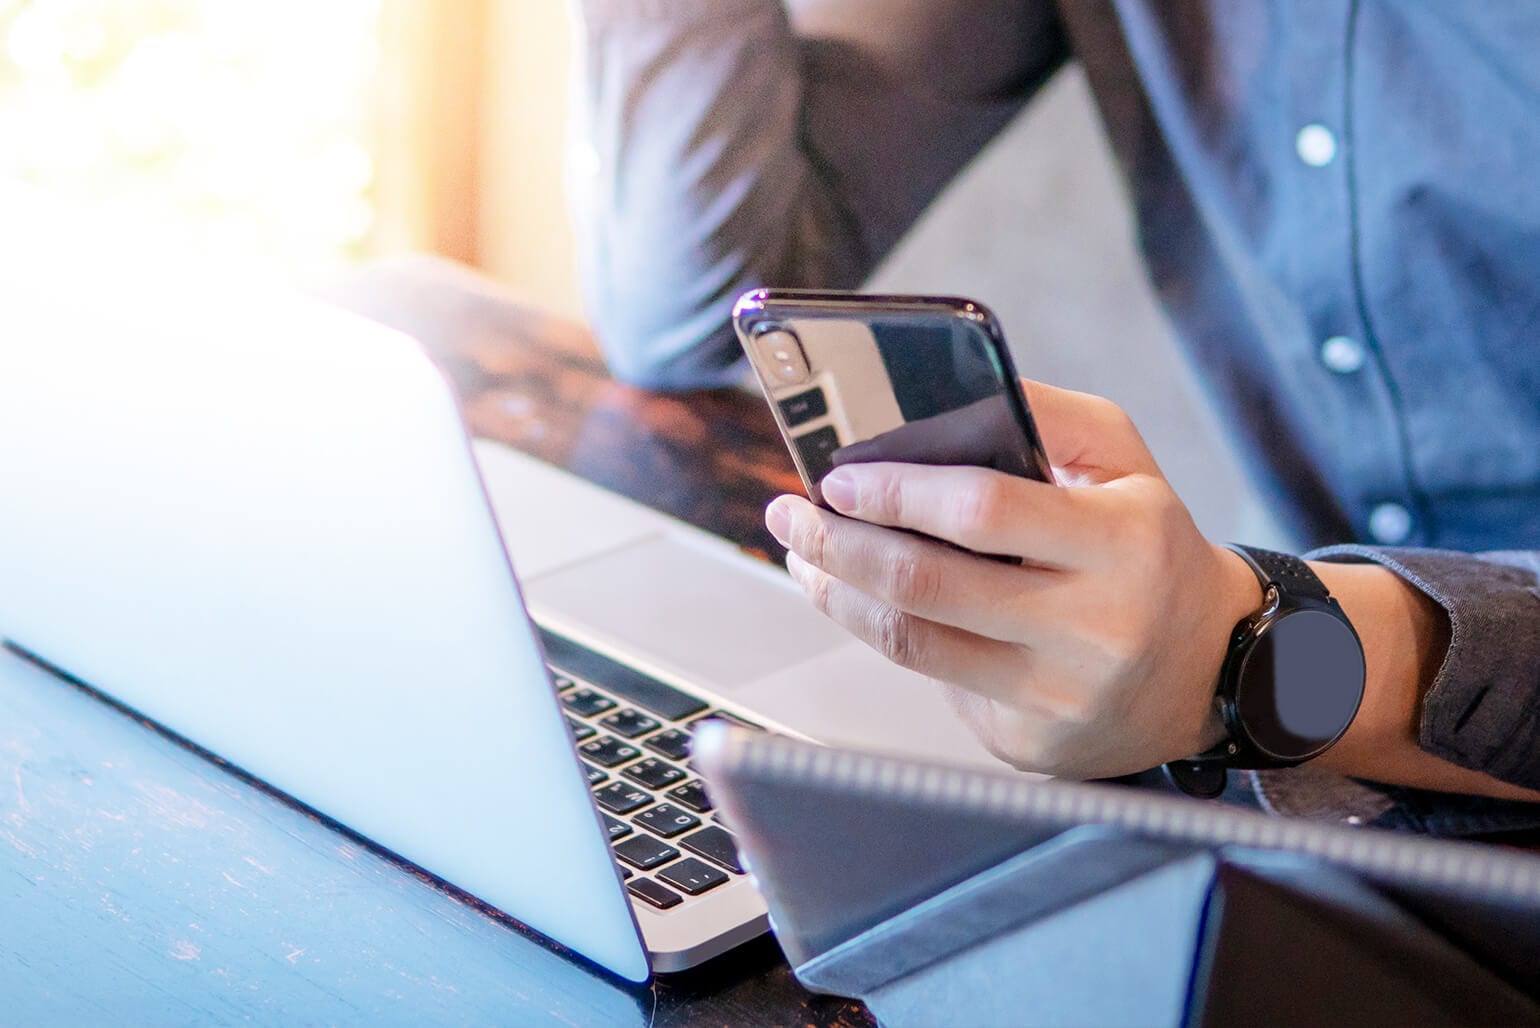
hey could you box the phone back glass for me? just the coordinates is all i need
[735,293,1052,505]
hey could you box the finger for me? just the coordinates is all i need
[939,686,1058,774]
[1016,379,1160,478]
[813,462,1114,566]
[767,493,1065,643]
[786,553,1083,727]
[784,552,1032,703]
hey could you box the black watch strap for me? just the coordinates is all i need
[1225,544,1331,602]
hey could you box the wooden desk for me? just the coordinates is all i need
[0,257,872,1025]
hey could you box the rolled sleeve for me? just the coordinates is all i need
[1309,544,1540,791]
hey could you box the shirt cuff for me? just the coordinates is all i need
[1308,544,1540,791]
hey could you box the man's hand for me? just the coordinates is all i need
[765,380,1261,779]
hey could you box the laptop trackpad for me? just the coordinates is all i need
[523,534,851,688]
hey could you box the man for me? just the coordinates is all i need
[567,1,1540,833]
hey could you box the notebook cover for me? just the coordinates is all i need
[693,726,1540,1004]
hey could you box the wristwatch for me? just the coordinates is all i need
[1164,545,1366,799]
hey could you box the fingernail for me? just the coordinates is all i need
[765,497,793,546]
[821,468,856,512]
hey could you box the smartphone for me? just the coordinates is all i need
[732,289,1054,508]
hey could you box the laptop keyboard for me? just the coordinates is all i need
[538,627,755,913]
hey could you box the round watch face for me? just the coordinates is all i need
[1234,607,1366,760]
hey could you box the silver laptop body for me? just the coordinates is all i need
[0,261,1003,978]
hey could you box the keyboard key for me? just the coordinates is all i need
[664,780,713,813]
[644,728,692,762]
[593,782,652,815]
[634,803,701,839]
[562,688,617,718]
[565,716,596,741]
[539,629,709,721]
[581,763,608,787]
[580,736,641,768]
[614,834,680,871]
[658,858,729,896]
[621,866,634,879]
[601,814,633,841]
[552,673,576,692]
[680,825,743,874]
[599,708,661,739]
[627,878,683,910]
[622,758,688,791]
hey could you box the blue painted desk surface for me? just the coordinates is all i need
[0,647,652,1024]
[0,260,871,1026]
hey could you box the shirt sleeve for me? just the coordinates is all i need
[568,0,1068,388]
[1309,544,1540,792]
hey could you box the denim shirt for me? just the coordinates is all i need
[570,0,1540,835]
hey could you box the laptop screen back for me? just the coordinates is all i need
[0,271,649,982]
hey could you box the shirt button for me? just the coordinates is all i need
[1319,335,1365,374]
[1368,503,1413,545]
[1296,123,1337,167]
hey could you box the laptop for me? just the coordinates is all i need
[0,263,1002,982]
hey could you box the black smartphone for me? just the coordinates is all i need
[732,289,1054,508]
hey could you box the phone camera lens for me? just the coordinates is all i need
[755,328,809,386]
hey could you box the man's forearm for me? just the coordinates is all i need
[1310,560,1540,802]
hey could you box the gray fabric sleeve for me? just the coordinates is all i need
[568,0,1068,388]
[1309,544,1540,792]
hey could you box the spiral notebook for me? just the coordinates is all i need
[692,726,1540,1027]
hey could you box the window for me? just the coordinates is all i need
[1,0,579,309]
[1,0,384,276]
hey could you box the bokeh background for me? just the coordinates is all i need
[0,0,1282,544]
